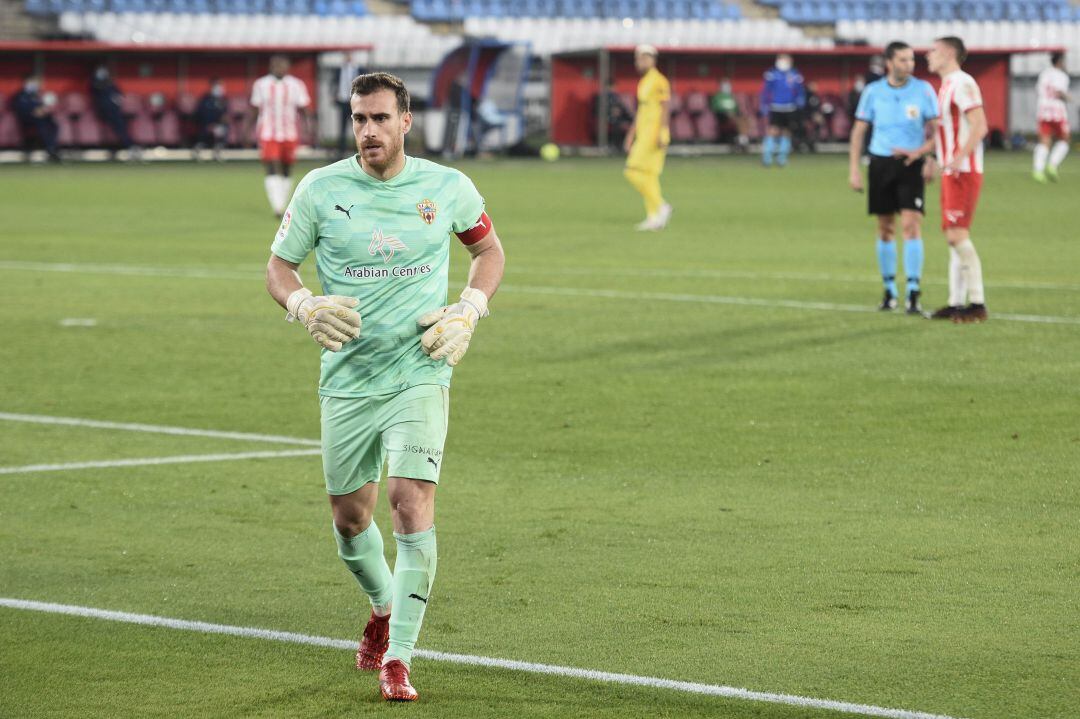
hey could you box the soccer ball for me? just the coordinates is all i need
[539,143,560,162]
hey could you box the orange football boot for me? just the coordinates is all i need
[379,659,418,701]
[354,612,390,671]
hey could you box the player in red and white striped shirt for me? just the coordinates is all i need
[249,55,312,218]
[927,37,989,323]
[1033,52,1072,183]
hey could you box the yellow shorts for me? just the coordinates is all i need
[626,129,670,175]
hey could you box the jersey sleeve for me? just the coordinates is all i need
[294,78,311,108]
[250,78,263,108]
[449,172,486,235]
[854,84,874,122]
[656,74,671,103]
[270,177,318,263]
[955,78,983,112]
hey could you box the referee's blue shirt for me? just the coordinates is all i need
[855,77,939,157]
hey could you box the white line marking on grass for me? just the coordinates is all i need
[6,258,1080,292]
[0,598,967,719]
[522,265,1080,293]
[5,260,1076,325]
[59,318,97,327]
[0,413,320,447]
[0,449,321,475]
[0,260,262,282]
[502,284,1080,326]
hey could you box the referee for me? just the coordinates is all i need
[848,41,940,314]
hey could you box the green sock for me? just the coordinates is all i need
[333,521,393,610]
[385,526,437,666]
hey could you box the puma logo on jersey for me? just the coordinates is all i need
[369,227,408,263]
[427,457,439,470]
[334,204,354,219]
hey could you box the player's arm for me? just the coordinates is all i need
[266,254,361,352]
[623,110,637,152]
[657,98,670,148]
[245,105,259,147]
[945,106,987,173]
[848,119,868,192]
[418,219,505,367]
[893,117,939,166]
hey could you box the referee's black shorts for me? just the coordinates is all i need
[768,110,799,132]
[868,154,925,216]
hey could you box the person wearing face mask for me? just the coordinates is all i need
[710,78,747,150]
[759,53,806,167]
[89,65,136,156]
[194,78,228,161]
[12,75,60,162]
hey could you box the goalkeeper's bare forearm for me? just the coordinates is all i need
[463,228,505,301]
[266,253,305,308]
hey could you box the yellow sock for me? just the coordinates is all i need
[624,168,664,217]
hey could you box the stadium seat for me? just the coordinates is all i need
[693,109,719,141]
[671,110,695,142]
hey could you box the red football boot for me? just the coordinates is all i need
[354,612,390,671]
[379,659,418,701]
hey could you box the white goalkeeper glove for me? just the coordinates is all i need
[417,287,489,366]
[286,288,362,352]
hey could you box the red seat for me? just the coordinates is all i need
[130,111,157,145]
[684,91,710,116]
[0,111,21,148]
[176,93,198,115]
[75,113,104,146]
[62,91,89,116]
[120,94,144,117]
[227,96,252,146]
[157,110,181,146]
[694,110,719,142]
[55,113,75,146]
[668,92,683,114]
[671,110,695,143]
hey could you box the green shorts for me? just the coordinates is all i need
[319,384,449,495]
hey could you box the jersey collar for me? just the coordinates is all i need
[350,153,415,186]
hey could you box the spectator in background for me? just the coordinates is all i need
[759,53,806,167]
[848,76,868,150]
[802,81,828,151]
[12,74,60,161]
[194,78,228,161]
[591,80,633,149]
[90,65,137,157]
[710,78,748,151]
[335,51,365,158]
[866,55,885,85]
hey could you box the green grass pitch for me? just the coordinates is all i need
[0,153,1077,718]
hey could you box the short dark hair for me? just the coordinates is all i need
[1051,51,1065,67]
[884,41,911,60]
[351,72,410,114]
[936,36,967,65]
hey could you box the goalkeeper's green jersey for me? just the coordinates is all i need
[271,155,486,398]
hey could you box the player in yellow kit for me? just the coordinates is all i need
[623,44,673,231]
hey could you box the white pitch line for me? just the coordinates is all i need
[0,598,966,719]
[4,258,1080,292]
[502,284,1080,326]
[0,413,320,447]
[0,260,262,282]
[3,259,1076,325]
[521,265,1080,292]
[0,449,321,476]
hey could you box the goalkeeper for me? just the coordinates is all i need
[265,72,505,703]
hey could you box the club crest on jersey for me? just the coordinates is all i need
[906,104,920,120]
[369,227,408,263]
[416,199,438,225]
